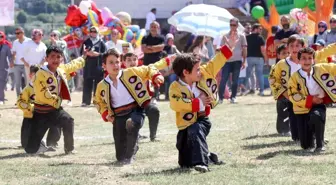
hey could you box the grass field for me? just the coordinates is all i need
[1,90,336,185]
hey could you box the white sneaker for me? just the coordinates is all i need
[36,143,48,154]
[151,98,157,105]
[0,101,4,105]
[67,101,73,106]
[230,98,237,104]
[218,99,223,104]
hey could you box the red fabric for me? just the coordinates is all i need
[102,110,108,122]
[191,98,200,112]
[151,73,163,87]
[146,81,154,97]
[327,57,332,63]
[323,95,332,104]
[63,34,83,49]
[165,57,171,66]
[305,95,313,109]
[104,71,108,78]
[90,1,103,25]
[0,31,12,48]
[266,36,276,59]
[69,72,77,77]
[205,105,211,116]
[60,79,71,101]
[220,45,233,59]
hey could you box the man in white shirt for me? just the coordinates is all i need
[21,29,47,81]
[105,29,133,53]
[145,8,156,33]
[10,27,31,96]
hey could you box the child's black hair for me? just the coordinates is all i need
[46,45,64,57]
[276,44,287,54]
[123,52,137,61]
[102,48,120,64]
[161,51,168,58]
[29,65,39,74]
[298,47,315,60]
[173,53,200,78]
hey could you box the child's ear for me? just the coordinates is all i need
[182,69,189,77]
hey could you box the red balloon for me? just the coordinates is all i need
[65,5,87,27]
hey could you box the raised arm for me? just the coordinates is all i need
[201,45,232,78]
[315,43,336,64]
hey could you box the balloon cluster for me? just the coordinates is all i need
[63,0,146,49]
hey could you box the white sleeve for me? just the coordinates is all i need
[11,41,16,52]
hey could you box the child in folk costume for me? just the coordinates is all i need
[169,45,232,172]
[16,65,58,152]
[122,52,175,141]
[269,34,336,142]
[288,47,336,152]
[94,48,165,164]
[273,44,290,135]
[24,46,88,154]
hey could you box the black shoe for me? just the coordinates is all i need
[65,149,77,155]
[81,103,89,107]
[209,152,224,165]
[150,138,160,142]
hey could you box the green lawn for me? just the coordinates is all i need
[0,91,336,185]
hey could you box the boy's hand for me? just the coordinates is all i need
[107,115,114,123]
[283,92,289,99]
[168,54,177,63]
[312,96,323,104]
[199,93,213,106]
[154,75,164,85]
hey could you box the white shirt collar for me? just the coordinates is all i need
[299,68,314,78]
[105,70,122,84]
[41,65,58,76]
[178,79,196,90]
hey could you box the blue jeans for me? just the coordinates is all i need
[218,60,242,100]
[245,57,264,93]
[165,73,177,100]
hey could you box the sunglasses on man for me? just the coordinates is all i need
[15,32,22,35]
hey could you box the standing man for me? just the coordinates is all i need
[274,16,297,47]
[0,31,12,105]
[141,21,165,101]
[21,29,47,75]
[145,8,156,34]
[10,27,31,96]
[218,18,247,104]
[81,26,106,107]
[245,23,268,96]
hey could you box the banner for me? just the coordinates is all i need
[0,0,15,26]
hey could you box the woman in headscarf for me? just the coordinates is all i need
[0,31,12,105]
[49,30,68,60]
[310,21,328,47]
[80,26,107,107]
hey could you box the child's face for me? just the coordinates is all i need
[277,48,289,60]
[316,45,324,51]
[103,55,121,76]
[122,46,129,54]
[183,62,201,82]
[29,73,35,80]
[125,56,138,68]
[299,53,314,72]
[46,51,64,71]
[288,41,303,59]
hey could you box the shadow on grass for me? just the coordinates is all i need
[242,133,286,140]
[48,161,124,167]
[0,153,51,160]
[0,147,22,151]
[242,141,295,150]
[122,167,191,178]
[79,142,114,148]
[256,150,334,160]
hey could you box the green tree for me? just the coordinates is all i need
[37,13,52,23]
[17,11,28,24]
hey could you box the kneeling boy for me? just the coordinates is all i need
[169,45,232,172]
